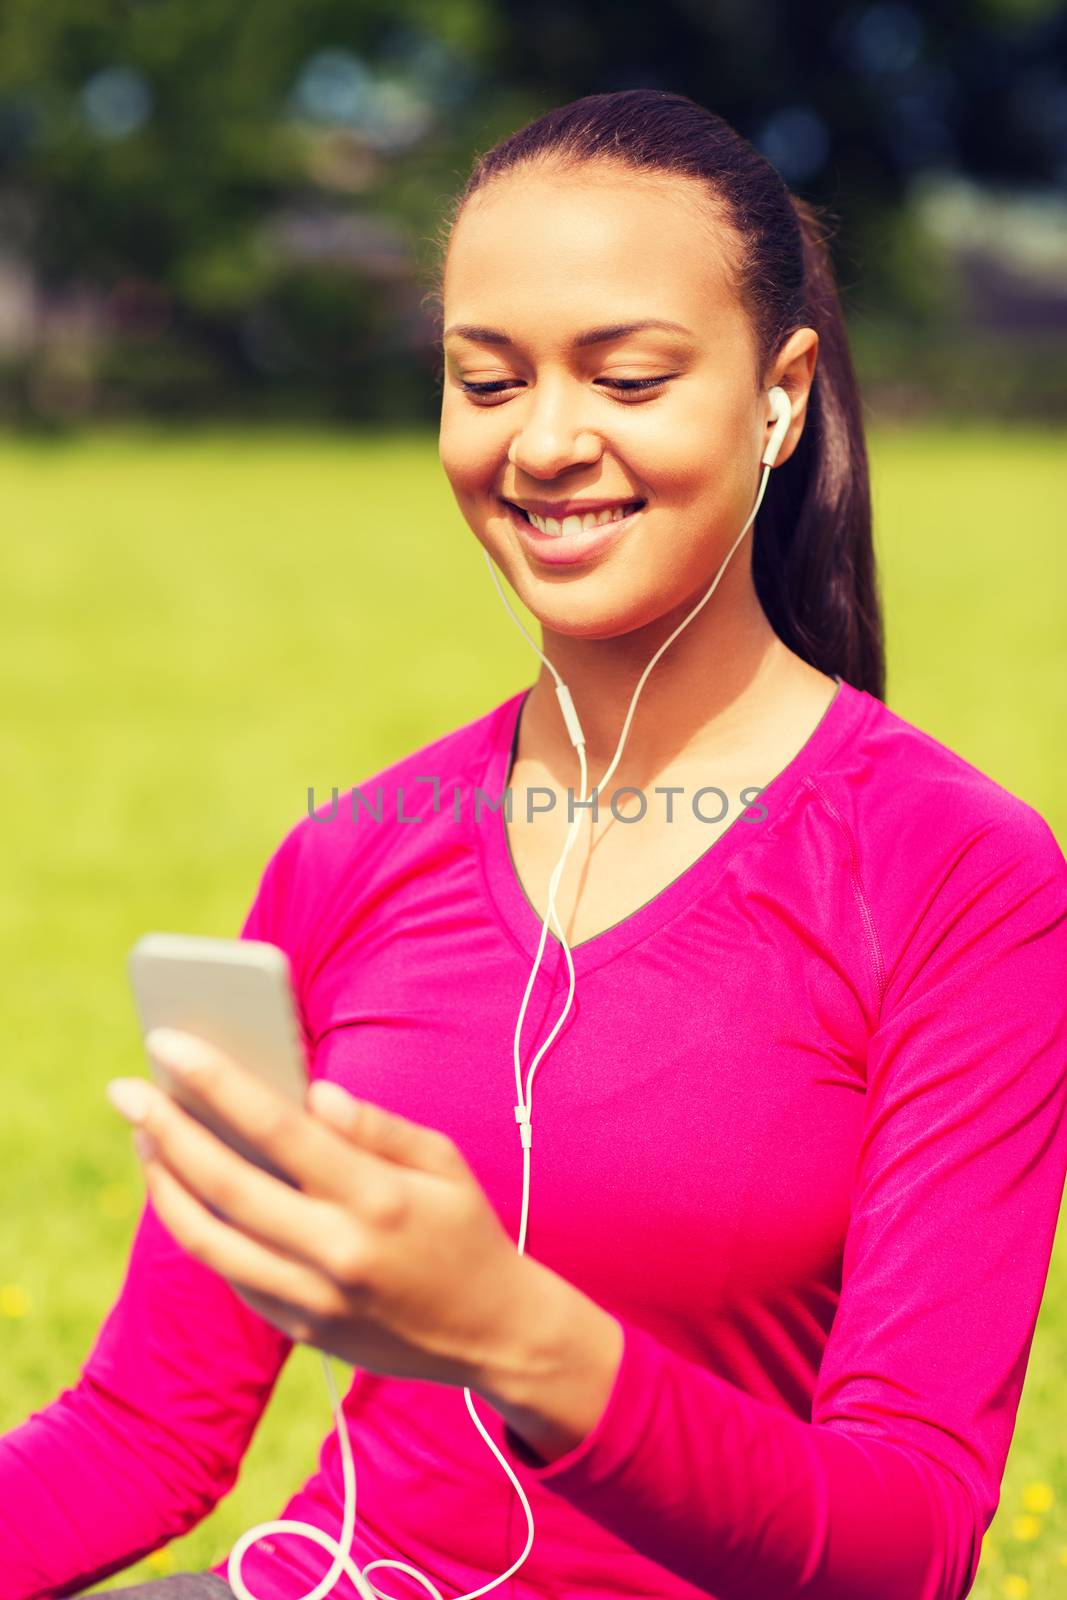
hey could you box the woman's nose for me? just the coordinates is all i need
[507,408,602,478]
[504,376,605,476]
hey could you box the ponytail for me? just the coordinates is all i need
[752,195,885,699]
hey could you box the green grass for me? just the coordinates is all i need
[0,423,1064,1595]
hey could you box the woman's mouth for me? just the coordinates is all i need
[500,498,647,567]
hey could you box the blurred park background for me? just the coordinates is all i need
[1,1,1066,1597]
[1,0,1066,424]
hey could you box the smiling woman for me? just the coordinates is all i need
[437,176,824,639]
[2,86,1067,1600]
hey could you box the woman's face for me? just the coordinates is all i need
[438,164,794,641]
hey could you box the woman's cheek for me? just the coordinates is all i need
[438,404,496,487]
[627,400,719,473]
[652,412,754,514]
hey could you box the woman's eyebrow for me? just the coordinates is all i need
[443,318,694,347]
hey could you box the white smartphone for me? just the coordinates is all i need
[127,932,310,1187]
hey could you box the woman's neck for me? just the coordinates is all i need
[519,601,802,792]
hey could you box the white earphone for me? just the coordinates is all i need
[225,386,794,1600]
[763,384,792,468]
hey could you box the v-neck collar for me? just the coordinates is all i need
[473,674,869,979]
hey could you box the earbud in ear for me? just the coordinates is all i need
[762,386,792,468]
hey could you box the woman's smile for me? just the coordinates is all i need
[500,496,648,567]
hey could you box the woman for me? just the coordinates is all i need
[3,89,1067,1600]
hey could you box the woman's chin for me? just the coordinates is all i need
[509,580,670,643]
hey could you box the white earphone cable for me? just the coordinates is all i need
[226,392,790,1600]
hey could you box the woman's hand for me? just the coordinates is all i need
[105,1029,530,1392]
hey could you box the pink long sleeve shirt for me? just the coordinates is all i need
[4,676,1067,1600]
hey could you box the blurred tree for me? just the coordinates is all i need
[0,0,1063,422]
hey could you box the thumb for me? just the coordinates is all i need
[308,1078,462,1176]
[307,1077,362,1131]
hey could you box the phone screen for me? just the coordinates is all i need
[128,932,310,1187]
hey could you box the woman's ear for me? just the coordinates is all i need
[767,328,819,468]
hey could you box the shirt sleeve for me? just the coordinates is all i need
[495,808,1067,1600]
[0,820,311,1600]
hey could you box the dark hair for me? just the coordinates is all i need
[426,89,885,701]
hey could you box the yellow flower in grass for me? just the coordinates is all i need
[1021,1482,1054,1514]
[0,1284,31,1318]
[145,1547,174,1574]
[1011,1514,1041,1541]
[1002,1575,1029,1598]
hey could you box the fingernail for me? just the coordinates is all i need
[106,1077,155,1124]
[311,1079,361,1127]
[145,1027,212,1073]
[132,1128,158,1161]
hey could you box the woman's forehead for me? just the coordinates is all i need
[443,176,741,331]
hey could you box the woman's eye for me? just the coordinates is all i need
[458,380,517,396]
[459,376,674,401]
[602,377,674,394]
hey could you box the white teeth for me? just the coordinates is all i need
[525,503,640,536]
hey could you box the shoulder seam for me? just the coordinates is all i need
[802,774,887,1021]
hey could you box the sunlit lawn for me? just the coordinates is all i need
[0,424,1064,1595]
